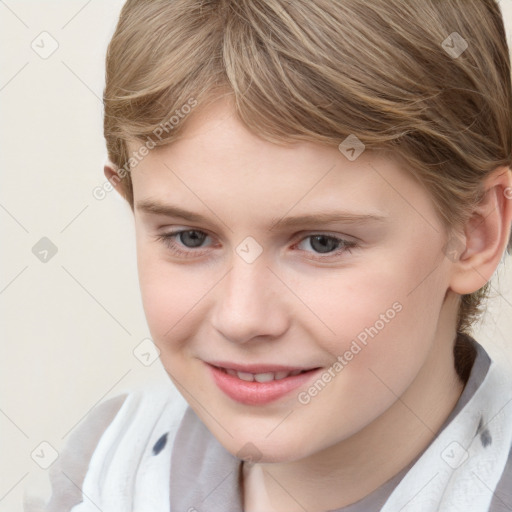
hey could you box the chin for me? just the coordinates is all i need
[215,429,310,464]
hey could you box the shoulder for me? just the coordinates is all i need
[24,381,188,512]
[23,392,127,512]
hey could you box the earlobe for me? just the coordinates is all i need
[449,166,512,295]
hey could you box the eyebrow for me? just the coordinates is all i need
[135,199,387,230]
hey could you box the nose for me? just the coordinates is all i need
[210,256,290,345]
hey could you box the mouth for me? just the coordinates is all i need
[211,365,315,382]
[205,362,322,405]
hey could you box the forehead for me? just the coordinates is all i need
[128,97,430,222]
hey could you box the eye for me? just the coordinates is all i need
[154,230,358,260]
[155,229,212,258]
[293,234,357,260]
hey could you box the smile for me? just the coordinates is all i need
[206,362,322,405]
[218,366,309,382]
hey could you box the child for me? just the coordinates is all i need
[26,0,512,510]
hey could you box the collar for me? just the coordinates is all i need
[170,405,244,511]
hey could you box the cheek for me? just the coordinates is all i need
[278,252,448,446]
[136,251,224,397]
[297,241,447,389]
[136,242,209,349]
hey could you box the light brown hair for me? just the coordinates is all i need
[103,0,512,375]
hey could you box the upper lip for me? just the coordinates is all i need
[206,361,320,373]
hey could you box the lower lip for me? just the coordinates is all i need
[207,364,322,405]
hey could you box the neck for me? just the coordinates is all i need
[242,293,466,512]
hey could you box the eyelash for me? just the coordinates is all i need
[154,229,358,261]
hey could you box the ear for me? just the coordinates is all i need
[449,165,512,295]
[104,160,127,199]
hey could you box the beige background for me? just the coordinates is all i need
[1,1,511,510]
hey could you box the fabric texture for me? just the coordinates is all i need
[23,394,127,512]
[69,381,188,512]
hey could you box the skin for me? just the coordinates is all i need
[105,95,512,511]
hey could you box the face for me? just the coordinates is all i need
[130,96,454,463]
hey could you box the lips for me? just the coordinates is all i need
[206,361,322,405]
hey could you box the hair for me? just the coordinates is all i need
[103,0,512,380]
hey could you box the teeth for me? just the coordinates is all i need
[254,372,274,383]
[226,369,308,382]
[237,371,255,381]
